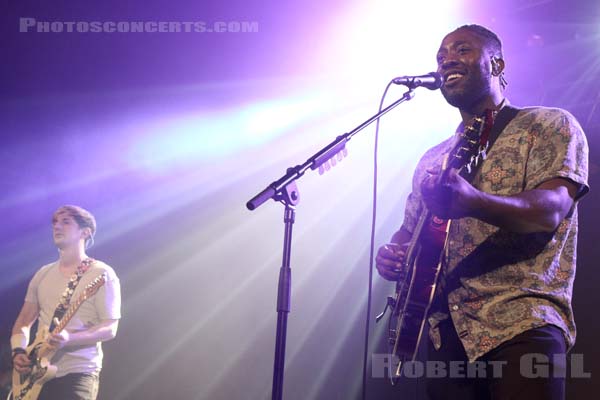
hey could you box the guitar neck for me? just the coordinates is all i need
[52,292,87,334]
[402,207,432,272]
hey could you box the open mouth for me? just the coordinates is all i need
[444,72,465,86]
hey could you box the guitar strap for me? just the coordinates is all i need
[461,104,522,182]
[438,104,522,304]
[484,104,521,159]
[49,258,94,331]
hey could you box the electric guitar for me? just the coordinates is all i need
[376,114,489,384]
[10,273,107,400]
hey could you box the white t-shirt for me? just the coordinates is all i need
[25,260,121,377]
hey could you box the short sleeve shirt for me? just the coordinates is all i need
[402,106,589,362]
[25,259,121,377]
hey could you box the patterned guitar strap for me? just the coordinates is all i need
[49,258,95,332]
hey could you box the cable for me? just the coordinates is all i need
[361,79,395,400]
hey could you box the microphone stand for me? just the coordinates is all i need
[246,88,415,400]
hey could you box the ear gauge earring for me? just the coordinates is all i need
[491,57,501,76]
[490,58,507,89]
[491,62,500,76]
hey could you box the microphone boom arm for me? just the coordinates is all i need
[246,88,415,210]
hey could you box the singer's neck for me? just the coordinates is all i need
[459,94,505,124]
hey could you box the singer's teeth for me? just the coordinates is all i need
[446,73,464,83]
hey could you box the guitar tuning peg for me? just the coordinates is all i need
[480,148,487,160]
[466,163,472,174]
[342,147,348,157]
[318,165,325,175]
[330,156,337,167]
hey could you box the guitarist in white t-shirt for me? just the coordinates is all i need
[11,205,121,400]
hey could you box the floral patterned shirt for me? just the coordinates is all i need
[401,106,589,362]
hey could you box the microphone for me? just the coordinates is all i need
[392,72,443,90]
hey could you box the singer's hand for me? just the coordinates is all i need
[375,243,409,281]
[421,168,479,219]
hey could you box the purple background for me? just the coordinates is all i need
[1,1,599,399]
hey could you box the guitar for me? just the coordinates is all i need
[10,273,107,400]
[376,114,490,384]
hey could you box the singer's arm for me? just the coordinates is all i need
[422,172,579,233]
[390,225,412,245]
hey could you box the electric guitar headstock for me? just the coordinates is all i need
[82,273,107,299]
[445,114,490,176]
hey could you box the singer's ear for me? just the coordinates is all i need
[491,57,505,76]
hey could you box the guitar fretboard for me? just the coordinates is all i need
[51,274,106,335]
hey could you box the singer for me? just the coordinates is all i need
[376,24,588,400]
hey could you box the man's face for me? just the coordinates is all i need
[436,29,494,110]
[52,211,86,249]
